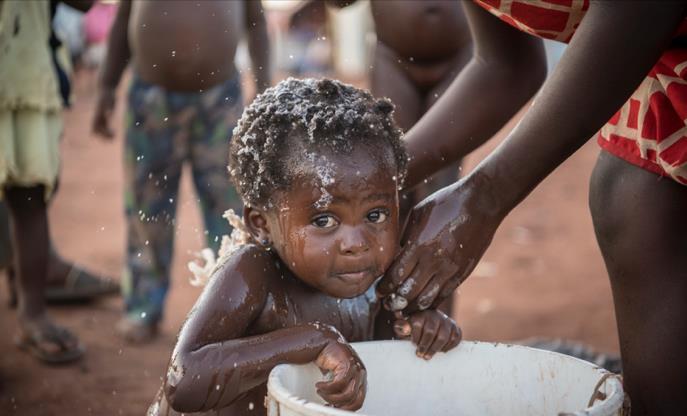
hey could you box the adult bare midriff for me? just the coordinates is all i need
[371,0,469,62]
[129,0,243,91]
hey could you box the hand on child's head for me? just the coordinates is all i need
[395,310,462,360]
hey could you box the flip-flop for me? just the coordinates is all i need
[14,323,85,364]
[44,265,120,303]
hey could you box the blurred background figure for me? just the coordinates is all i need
[0,0,112,366]
[92,0,270,344]
[82,0,118,68]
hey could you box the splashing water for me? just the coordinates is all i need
[188,209,252,286]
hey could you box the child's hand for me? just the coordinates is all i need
[394,310,461,360]
[315,339,367,411]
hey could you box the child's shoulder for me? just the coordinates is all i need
[208,243,281,296]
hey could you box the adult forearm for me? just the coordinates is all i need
[470,1,686,216]
[165,323,340,413]
[98,1,131,89]
[404,56,545,189]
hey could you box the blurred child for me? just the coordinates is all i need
[147,78,462,416]
[0,0,91,364]
[92,0,270,343]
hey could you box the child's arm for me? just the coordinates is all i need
[92,0,131,138]
[165,247,366,413]
[394,310,462,360]
[244,0,271,95]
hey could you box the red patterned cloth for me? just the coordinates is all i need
[475,0,687,185]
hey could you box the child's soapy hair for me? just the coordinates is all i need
[228,77,408,208]
[189,78,407,286]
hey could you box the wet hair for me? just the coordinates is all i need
[228,78,407,208]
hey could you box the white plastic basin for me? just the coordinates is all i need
[267,340,624,416]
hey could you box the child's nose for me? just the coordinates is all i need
[338,228,370,255]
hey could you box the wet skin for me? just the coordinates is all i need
[367,0,473,317]
[375,1,687,413]
[93,0,269,137]
[152,146,460,415]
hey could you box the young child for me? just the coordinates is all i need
[147,78,461,416]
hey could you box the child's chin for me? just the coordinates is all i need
[330,281,375,299]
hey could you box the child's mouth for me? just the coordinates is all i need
[334,268,374,284]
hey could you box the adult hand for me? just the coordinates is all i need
[92,87,116,139]
[315,338,367,410]
[379,174,504,311]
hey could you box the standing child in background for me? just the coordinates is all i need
[92,0,271,343]
[0,0,94,364]
[148,78,462,416]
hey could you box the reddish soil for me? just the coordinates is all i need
[0,70,618,415]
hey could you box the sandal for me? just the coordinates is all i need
[44,264,120,303]
[5,264,120,308]
[15,318,85,364]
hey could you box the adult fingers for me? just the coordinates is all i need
[415,274,444,311]
[378,244,418,297]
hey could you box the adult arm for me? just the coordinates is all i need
[165,247,359,413]
[245,0,271,94]
[380,0,687,309]
[403,1,546,188]
[92,0,131,138]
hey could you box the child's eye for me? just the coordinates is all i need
[312,215,338,228]
[367,209,389,224]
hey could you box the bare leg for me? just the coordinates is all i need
[590,151,687,414]
[5,185,83,363]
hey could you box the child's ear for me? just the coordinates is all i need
[244,206,271,246]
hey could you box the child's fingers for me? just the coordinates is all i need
[338,375,367,411]
[316,366,355,395]
[319,374,358,405]
[320,369,366,409]
[410,315,425,346]
[416,316,441,359]
[443,325,463,351]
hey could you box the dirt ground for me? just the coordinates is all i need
[0,70,619,415]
